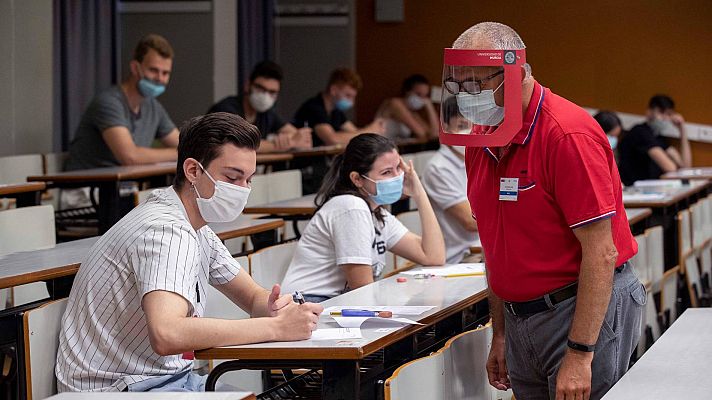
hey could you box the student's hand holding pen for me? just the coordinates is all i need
[269,288,324,341]
[267,284,294,317]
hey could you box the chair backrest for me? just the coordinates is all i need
[660,266,680,329]
[23,298,68,400]
[204,256,250,320]
[442,324,493,400]
[0,154,44,184]
[393,211,420,269]
[630,234,648,283]
[684,253,702,308]
[249,241,297,288]
[0,205,55,256]
[644,281,661,348]
[266,169,302,202]
[246,174,270,207]
[689,203,705,249]
[645,226,665,290]
[704,195,712,242]
[384,348,446,400]
[414,150,437,176]
[43,152,68,174]
[677,210,693,269]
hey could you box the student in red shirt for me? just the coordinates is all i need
[451,22,642,400]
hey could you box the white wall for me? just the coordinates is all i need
[0,0,54,157]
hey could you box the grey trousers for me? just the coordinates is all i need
[504,263,645,400]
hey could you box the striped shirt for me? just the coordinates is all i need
[56,187,241,392]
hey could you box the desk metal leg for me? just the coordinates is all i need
[97,182,121,234]
[322,360,360,400]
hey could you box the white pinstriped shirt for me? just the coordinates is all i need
[56,187,241,392]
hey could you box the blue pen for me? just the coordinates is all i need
[331,309,393,318]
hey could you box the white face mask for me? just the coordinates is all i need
[248,90,276,113]
[405,94,426,110]
[456,80,505,126]
[649,119,677,138]
[193,163,251,223]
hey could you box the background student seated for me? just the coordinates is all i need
[421,101,479,264]
[66,34,179,171]
[280,134,445,303]
[208,60,312,152]
[376,74,439,140]
[56,113,322,392]
[293,67,385,147]
[617,94,692,185]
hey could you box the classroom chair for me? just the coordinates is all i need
[684,252,706,308]
[384,345,446,400]
[0,154,44,184]
[645,226,665,292]
[203,256,263,393]
[677,209,693,274]
[643,281,661,352]
[392,210,421,272]
[264,170,305,241]
[630,234,649,283]
[22,297,68,400]
[0,205,54,308]
[41,152,69,210]
[660,266,680,331]
[248,241,297,289]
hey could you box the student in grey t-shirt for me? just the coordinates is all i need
[66,34,179,171]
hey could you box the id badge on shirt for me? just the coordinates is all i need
[499,178,519,201]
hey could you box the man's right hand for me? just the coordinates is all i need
[486,335,511,390]
[273,301,323,341]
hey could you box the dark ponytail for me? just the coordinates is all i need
[315,133,397,223]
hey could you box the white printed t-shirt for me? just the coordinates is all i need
[56,187,241,392]
[421,146,479,264]
[281,194,408,298]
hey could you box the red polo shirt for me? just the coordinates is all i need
[466,82,637,302]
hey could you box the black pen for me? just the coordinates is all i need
[294,291,305,304]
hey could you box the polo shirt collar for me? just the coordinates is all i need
[482,81,545,162]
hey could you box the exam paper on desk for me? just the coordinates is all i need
[401,263,486,276]
[321,305,435,316]
[309,328,362,341]
[331,316,423,328]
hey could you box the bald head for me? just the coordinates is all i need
[453,22,532,79]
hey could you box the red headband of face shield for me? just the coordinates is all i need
[439,49,526,147]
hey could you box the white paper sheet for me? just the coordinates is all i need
[321,305,435,316]
[401,263,486,277]
[633,179,682,188]
[622,193,667,202]
[309,328,362,341]
[331,316,423,328]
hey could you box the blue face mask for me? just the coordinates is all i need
[607,135,618,150]
[335,97,353,111]
[362,173,404,205]
[138,78,166,98]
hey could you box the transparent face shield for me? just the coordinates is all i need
[439,49,526,147]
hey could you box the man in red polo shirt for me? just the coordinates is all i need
[450,23,643,400]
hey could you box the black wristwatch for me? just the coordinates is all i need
[567,339,595,353]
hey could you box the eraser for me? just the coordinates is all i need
[396,277,407,283]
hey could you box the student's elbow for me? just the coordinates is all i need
[422,250,446,266]
[147,324,182,356]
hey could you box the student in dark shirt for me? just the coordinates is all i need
[209,61,311,152]
[293,67,385,147]
[617,95,692,186]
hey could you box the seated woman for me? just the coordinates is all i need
[281,133,445,302]
[376,74,439,140]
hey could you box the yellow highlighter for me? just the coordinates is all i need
[443,272,486,278]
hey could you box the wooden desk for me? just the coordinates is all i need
[623,180,710,268]
[46,393,256,400]
[626,208,652,235]
[196,273,489,399]
[395,137,439,154]
[244,194,317,216]
[289,145,344,158]
[0,237,99,290]
[602,309,712,399]
[661,167,712,181]
[0,182,46,207]
[211,217,284,241]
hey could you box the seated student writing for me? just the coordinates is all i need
[56,113,322,392]
[281,134,445,303]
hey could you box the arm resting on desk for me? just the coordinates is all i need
[102,126,177,165]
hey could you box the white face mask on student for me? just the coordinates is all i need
[193,163,251,223]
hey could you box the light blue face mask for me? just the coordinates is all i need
[607,135,618,150]
[138,78,166,98]
[335,97,353,111]
[362,173,404,205]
